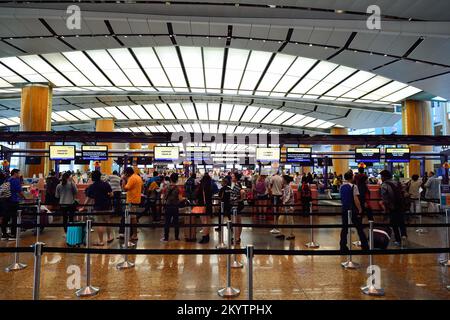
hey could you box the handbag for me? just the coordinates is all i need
[191,190,206,214]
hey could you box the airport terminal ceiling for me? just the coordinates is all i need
[0,1,449,135]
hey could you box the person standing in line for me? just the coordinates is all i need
[4,169,25,241]
[108,170,122,216]
[406,174,422,214]
[123,167,143,242]
[55,171,78,236]
[276,175,295,241]
[45,170,60,211]
[339,170,369,252]
[424,171,441,213]
[354,167,372,220]
[161,173,181,242]
[255,175,269,220]
[269,171,283,235]
[0,172,13,240]
[230,172,246,244]
[197,173,213,244]
[299,180,312,217]
[380,170,408,247]
[85,170,114,246]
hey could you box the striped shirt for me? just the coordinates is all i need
[108,175,122,192]
[230,182,242,206]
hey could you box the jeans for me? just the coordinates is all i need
[112,191,122,215]
[163,205,179,240]
[389,211,407,242]
[340,210,369,250]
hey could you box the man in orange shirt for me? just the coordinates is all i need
[123,167,143,241]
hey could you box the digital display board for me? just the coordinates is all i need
[81,145,108,161]
[49,145,75,161]
[355,148,381,163]
[115,156,132,166]
[25,156,42,165]
[185,146,211,161]
[283,147,312,163]
[256,147,280,162]
[317,158,333,167]
[74,156,90,165]
[154,146,179,161]
[136,156,153,165]
[385,148,410,163]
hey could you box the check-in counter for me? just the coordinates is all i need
[292,184,319,211]
[367,184,382,211]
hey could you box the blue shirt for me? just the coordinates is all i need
[8,177,22,203]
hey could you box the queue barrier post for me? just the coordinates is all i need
[116,205,135,270]
[5,210,27,272]
[439,209,450,266]
[217,220,240,298]
[76,219,99,297]
[246,244,254,300]
[341,210,359,269]
[35,196,44,244]
[305,203,320,248]
[32,242,44,300]
[216,202,227,249]
[231,208,243,268]
[361,220,385,296]
[415,197,427,234]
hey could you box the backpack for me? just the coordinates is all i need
[0,181,11,199]
[300,183,312,200]
[384,181,410,213]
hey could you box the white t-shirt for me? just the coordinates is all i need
[270,174,283,196]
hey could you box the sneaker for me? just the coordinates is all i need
[1,234,9,241]
[160,238,168,243]
[270,229,280,234]
[8,236,16,241]
[286,235,295,240]
[117,234,124,239]
[275,234,285,240]
[393,241,401,247]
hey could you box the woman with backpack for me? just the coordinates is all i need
[55,171,78,236]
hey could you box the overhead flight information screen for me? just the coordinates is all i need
[49,145,76,161]
[284,147,312,163]
[385,148,410,162]
[154,146,179,161]
[355,148,381,163]
[81,145,108,161]
[256,147,280,162]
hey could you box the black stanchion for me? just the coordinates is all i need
[32,242,44,300]
[5,210,27,272]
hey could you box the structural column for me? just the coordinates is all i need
[20,84,52,178]
[402,100,433,177]
[330,127,349,176]
[95,119,114,175]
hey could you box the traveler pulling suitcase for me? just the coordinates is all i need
[66,223,86,247]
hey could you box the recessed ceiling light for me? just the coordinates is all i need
[309,43,313,47]
[335,9,344,13]
[268,4,276,8]
[124,35,128,38]
[249,38,253,41]
[324,46,328,49]
[262,39,266,42]
[384,54,387,57]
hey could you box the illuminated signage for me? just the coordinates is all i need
[49,145,75,161]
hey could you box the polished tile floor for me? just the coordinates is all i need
[1,206,450,300]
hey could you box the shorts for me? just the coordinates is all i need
[257,194,269,200]
[272,195,282,205]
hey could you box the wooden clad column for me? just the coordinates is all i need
[331,127,349,176]
[20,84,52,178]
[95,119,114,175]
[402,100,433,177]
